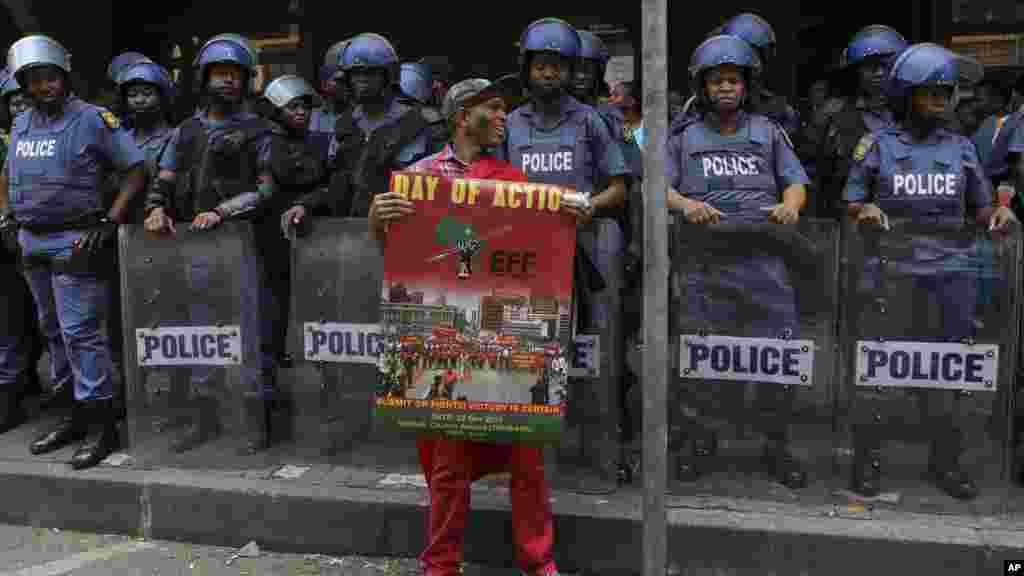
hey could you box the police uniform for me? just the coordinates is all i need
[817,97,897,219]
[150,108,277,451]
[328,94,433,217]
[843,126,991,499]
[307,106,336,165]
[666,109,811,486]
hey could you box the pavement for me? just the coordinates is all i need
[5,363,1024,574]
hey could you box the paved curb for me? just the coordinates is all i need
[0,458,1022,575]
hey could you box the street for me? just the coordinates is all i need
[0,523,557,576]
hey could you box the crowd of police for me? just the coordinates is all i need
[0,10,1022,574]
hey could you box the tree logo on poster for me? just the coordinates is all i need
[427,216,513,280]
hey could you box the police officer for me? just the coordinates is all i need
[105,52,153,116]
[498,17,629,487]
[308,38,352,165]
[844,43,1013,500]
[0,69,46,406]
[144,34,280,454]
[721,13,801,138]
[816,25,908,220]
[665,34,810,488]
[0,35,145,469]
[398,61,446,154]
[570,28,644,482]
[327,33,435,219]
[260,74,328,370]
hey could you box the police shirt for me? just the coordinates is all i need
[596,102,642,177]
[843,127,993,272]
[128,126,174,176]
[6,95,144,226]
[665,111,809,222]
[971,114,1000,169]
[666,112,809,334]
[326,97,430,168]
[159,110,272,173]
[307,106,336,164]
[497,94,628,196]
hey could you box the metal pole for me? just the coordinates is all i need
[641,0,669,574]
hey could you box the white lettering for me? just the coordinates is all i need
[15,139,57,159]
[521,152,574,175]
[893,173,959,196]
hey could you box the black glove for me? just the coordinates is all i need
[0,211,18,257]
[76,218,118,254]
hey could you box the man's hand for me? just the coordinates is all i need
[763,203,801,225]
[280,205,307,237]
[0,212,18,256]
[75,220,118,254]
[683,200,724,225]
[561,192,594,226]
[371,192,415,224]
[144,207,176,235]
[990,205,1015,231]
[191,211,222,231]
[855,203,887,228]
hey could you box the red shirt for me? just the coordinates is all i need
[408,143,528,182]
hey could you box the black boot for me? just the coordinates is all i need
[761,441,808,490]
[71,399,120,470]
[677,430,716,482]
[929,438,978,501]
[851,444,882,497]
[170,397,221,453]
[38,383,73,413]
[30,402,87,455]
[0,385,26,435]
[244,397,269,454]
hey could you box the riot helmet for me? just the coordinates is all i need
[340,33,399,104]
[399,62,433,105]
[886,43,983,125]
[721,13,776,60]
[195,35,257,105]
[689,35,762,113]
[8,35,71,86]
[118,61,174,125]
[518,18,580,98]
[573,29,610,101]
[107,51,152,84]
[264,74,319,132]
[0,69,28,125]
[841,25,908,69]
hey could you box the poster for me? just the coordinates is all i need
[375,171,577,444]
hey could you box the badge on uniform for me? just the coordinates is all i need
[623,125,634,144]
[853,134,874,162]
[100,111,120,130]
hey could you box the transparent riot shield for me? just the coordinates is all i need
[120,222,266,468]
[555,218,625,494]
[668,219,839,502]
[838,220,1019,514]
[288,218,419,473]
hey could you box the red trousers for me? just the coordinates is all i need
[417,438,557,576]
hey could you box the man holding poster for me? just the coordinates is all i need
[369,78,576,576]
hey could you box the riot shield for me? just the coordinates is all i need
[120,222,266,468]
[555,218,625,494]
[288,218,417,471]
[838,220,1019,514]
[668,218,839,502]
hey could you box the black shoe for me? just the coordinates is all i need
[244,397,269,454]
[851,447,882,497]
[71,400,120,470]
[929,442,978,500]
[277,353,294,369]
[761,448,808,490]
[170,398,220,454]
[30,411,87,455]
[0,387,26,435]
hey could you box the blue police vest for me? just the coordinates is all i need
[984,111,1023,181]
[674,114,796,335]
[8,98,107,226]
[677,114,779,223]
[873,128,965,223]
[505,101,596,194]
[307,107,336,165]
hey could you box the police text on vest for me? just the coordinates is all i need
[304,322,383,365]
[855,340,998,390]
[136,326,242,366]
[15,139,57,158]
[521,151,573,174]
[701,154,760,178]
[680,334,814,386]
[892,173,957,196]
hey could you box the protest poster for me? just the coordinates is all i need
[375,171,576,444]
